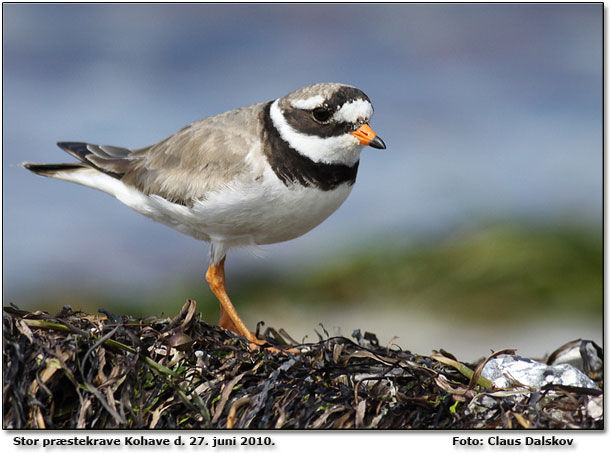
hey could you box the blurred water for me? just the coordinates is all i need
[247,304,603,362]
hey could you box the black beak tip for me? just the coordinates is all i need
[369,136,386,150]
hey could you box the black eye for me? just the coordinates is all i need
[312,107,331,122]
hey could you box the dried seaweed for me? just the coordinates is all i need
[2,302,603,429]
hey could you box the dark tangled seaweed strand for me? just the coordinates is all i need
[2,302,603,429]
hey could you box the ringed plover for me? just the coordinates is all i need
[24,82,386,349]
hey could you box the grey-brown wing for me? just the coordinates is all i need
[55,142,132,178]
[58,102,266,206]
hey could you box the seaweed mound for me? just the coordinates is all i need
[3,302,603,429]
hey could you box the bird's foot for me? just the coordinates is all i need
[242,330,300,354]
[219,310,298,353]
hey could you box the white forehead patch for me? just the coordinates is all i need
[290,95,326,110]
[333,99,373,123]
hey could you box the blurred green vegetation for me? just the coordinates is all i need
[229,222,602,321]
[11,222,602,323]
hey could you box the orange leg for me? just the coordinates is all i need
[205,257,267,350]
[219,304,239,334]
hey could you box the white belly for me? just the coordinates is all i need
[189,170,354,245]
[51,166,355,257]
[103,167,353,245]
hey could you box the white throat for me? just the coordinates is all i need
[270,99,363,166]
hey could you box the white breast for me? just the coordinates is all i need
[189,166,354,246]
[50,155,355,260]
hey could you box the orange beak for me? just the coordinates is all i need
[351,124,386,149]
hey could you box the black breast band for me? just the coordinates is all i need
[260,101,358,191]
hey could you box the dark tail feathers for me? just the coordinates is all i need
[23,162,86,176]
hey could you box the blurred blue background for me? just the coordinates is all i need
[2,4,602,359]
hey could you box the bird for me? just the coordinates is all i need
[24,82,386,350]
